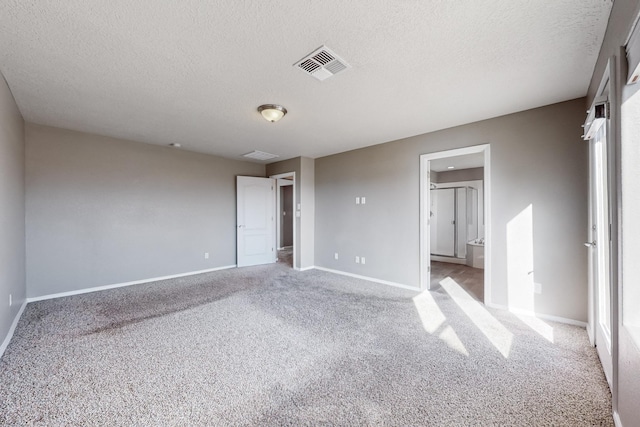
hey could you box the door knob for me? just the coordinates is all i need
[584,241,596,248]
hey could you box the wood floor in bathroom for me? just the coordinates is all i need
[431,261,484,302]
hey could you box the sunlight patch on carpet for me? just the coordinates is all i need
[440,277,513,358]
[514,313,554,343]
[413,290,469,356]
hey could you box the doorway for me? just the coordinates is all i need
[584,69,614,387]
[271,172,296,269]
[420,145,491,303]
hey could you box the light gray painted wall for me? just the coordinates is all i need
[300,157,315,269]
[266,156,315,269]
[434,167,484,183]
[620,72,640,427]
[25,124,264,298]
[588,0,640,104]
[315,98,588,321]
[0,73,25,347]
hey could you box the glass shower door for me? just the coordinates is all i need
[431,188,455,256]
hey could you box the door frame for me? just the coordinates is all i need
[419,144,492,302]
[275,179,294,249]
[270,172,296,269]
[586,57,619,396]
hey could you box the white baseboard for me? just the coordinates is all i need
[27,265,237,303]
[312,266,420,291]
[613,411,623,427]
[295,266,315,272]
[0,300,27,360]
[485,302,588,328]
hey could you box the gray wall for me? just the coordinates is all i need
[26,124,264,298]
[588,0,640,104]
[266,157,315,269]
[433,167,484,184]
[620,73,640,427]
[300,157,315,269]
[0,73,25,347]
[315,98,588,322]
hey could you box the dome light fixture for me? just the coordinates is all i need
[258,104,287,123]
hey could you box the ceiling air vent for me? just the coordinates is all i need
[294,46,350,81]
[243,150,279,161]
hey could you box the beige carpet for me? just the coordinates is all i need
[0,262,612,426]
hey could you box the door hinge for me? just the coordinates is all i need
[606,101,611,120]
[428,266,431,272]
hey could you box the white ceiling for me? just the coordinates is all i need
[0,1,613,162]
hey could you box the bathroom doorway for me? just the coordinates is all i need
[420,145,491,303]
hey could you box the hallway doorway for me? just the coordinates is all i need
[271,172,295,269]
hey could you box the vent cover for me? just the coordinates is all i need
[243,150,279,161]
[294,46,350,81]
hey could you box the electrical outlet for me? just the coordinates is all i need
[361,257,366,264]
[204,252,209,259]
[9,294,12,307]
[361,197,366,205]
[355,197,360,205]
[355,256,360,264]
[534,283,542,294]
[334,253,339,260]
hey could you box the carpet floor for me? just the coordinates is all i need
[0,262,612,426]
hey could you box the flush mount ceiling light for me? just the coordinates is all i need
[258,104,287,123]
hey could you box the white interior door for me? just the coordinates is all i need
[588,115,613,386]
[237,176,276,267]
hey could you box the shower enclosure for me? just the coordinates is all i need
[430,186,478,259]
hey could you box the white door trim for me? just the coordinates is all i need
[419,144,492,304]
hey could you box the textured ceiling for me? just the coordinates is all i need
[0,1,613,162]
